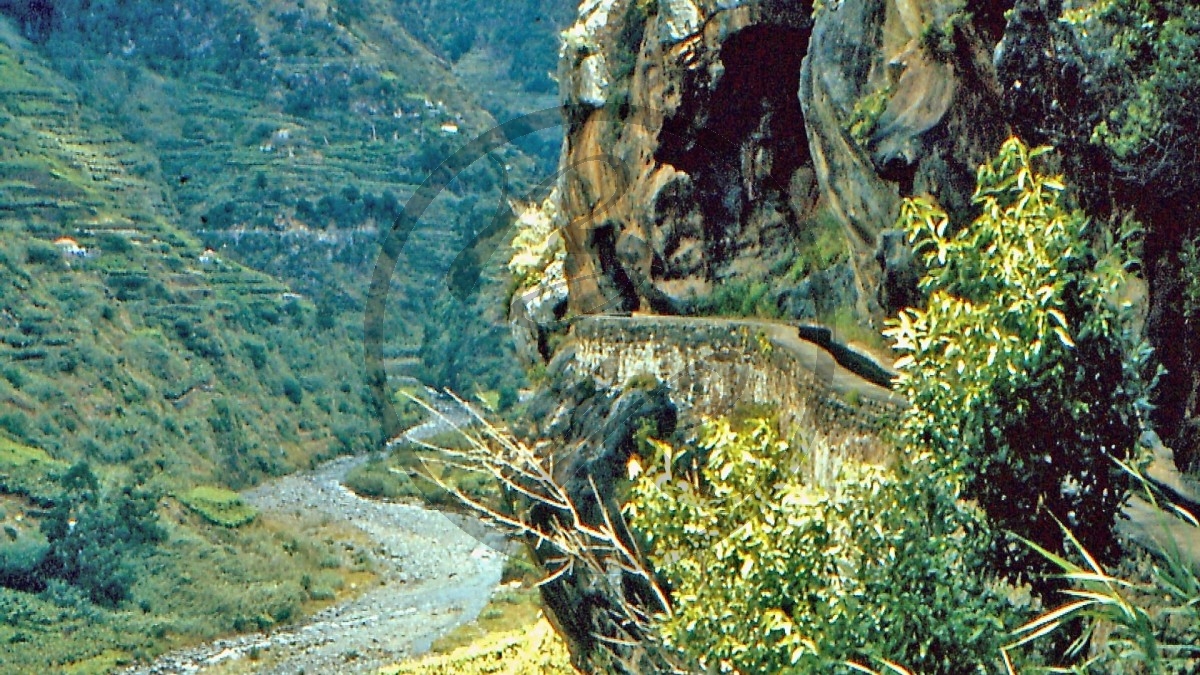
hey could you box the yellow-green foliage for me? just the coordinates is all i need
[508,193,565,287]
[886,136,1150,568]
[0,436,67,502]
[382,618,575,675]
[626,419,1015,674]
[1062,0,1200,170]
[846,84,894,146]
[177,486,258,527]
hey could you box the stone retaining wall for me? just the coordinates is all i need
[564,316,906,453]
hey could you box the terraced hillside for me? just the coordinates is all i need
[0,18,424,670]
[0,1,575,669]
[0,0,571,398]
[0,21,384,485]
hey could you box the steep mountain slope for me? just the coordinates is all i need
[0,1,574,670]
[0,21,393,671]
[505,1,1200,670]
[1,0,572,398]
[0,20,375,487]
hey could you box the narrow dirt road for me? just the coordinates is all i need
[123,455,505,675]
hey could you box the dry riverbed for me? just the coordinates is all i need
[123,455,506,675]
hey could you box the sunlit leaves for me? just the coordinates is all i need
[626,421,1010,674]
[885,136,1152,573]
[1063,0,1200,183]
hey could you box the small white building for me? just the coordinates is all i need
[439,122,460,135]
[53,237,88,258]
[199,249,220,265]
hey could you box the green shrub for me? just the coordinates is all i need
[846,84,893,146]
[0,529,49,590]
[1063,1,1200,184]
[24,241,60,266]
[38,470,166,607]
[97,233,132,255]
[885,137,1152,571]
[282,376,304,405]
[0,412,32,442]
[624,139,1154,674]
[692,279,781,318]
[177,486,258,527]
[2,365,27,389]
[785,207,850,282]
[243,340,268,370]
[627,419,1015,674]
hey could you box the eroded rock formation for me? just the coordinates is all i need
[508,0,1200,670]
[546,0,1008,322]
[557,0,817,315]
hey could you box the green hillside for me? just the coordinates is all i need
[0,0,570,669]
[0,22,377,487]
[0,23,388,670]
[0,0,568,399]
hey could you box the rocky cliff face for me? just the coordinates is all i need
[546,0,1009,321]
[513,0,1200,670]
[555,0,815,316]
[525,0,1200,474]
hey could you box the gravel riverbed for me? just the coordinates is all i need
[122,455,506,675]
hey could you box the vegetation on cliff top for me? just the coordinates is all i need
[622,138,1161,672]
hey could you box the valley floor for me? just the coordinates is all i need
[122,456,505,675]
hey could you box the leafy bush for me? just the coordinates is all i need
[885,137,1153,571]
[38,465,166,607]
[24,241,60,266]
[622,139,1155,673]
[97,232,132,255]
[1062,1,1200,187]
[627,419,1015,674]
[282,376,304,405]
[0,528,49,590]
[177,486,258,527]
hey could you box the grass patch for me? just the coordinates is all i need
[345,441,502,511]
[0,435,67,503]
[0,511,377,673]
[692,279,782,318]
[693,207,852,320]
[385,616,575,675]
[343,458,422,501]
[783,207,850,282]
[176,486,258,527]
[430,586,545,654]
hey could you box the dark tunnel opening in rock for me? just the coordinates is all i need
[655,24,812,276]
